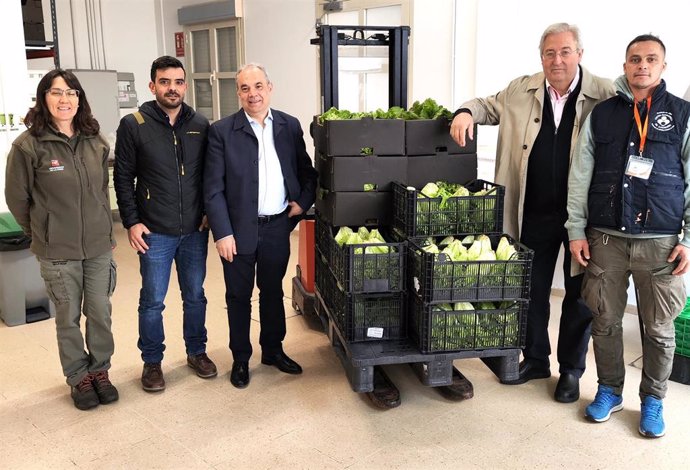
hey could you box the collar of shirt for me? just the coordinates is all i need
[546,67,580,103]
[244,108,273,128]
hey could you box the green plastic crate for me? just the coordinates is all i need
[679,297,690,320]
[675,315,690,358]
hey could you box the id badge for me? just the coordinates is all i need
[625,155,654,179]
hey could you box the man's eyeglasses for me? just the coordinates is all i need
[542,48,579,61]
[46,88,80,98]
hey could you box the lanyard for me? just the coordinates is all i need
[633,97,652,155]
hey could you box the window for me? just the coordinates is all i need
[185,20,244,122]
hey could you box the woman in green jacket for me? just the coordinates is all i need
[5,69,118,410]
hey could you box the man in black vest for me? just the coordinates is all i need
[450,24,614,402]
[114,56,217,392]
[567,34,690,438]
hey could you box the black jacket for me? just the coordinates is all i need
[204,109,318,254]
[114,101,209,234]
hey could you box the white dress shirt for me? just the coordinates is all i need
[245,109,288,216]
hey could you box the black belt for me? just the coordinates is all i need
[258,209,288,224]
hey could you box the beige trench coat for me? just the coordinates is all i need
[460,67,615,238]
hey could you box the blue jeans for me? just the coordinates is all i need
[137,230,209,363]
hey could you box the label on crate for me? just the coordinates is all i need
[367,327,384,339]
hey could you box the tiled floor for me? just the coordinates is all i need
[1,222,689,469]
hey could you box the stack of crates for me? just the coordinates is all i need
[313,116,406,227]
[391,179,534,354]
[670,297,690,384]
[312,116,408,343]
[314,218,407,342]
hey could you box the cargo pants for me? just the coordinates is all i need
[39,251,117,386]
[581,228,685,399]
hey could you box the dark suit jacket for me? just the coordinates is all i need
[204,109,318,254]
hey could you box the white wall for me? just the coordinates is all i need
[47,0,161,108]
[408,0,453,106]
[243,0,318,145]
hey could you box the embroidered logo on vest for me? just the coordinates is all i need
[652,111,675,131]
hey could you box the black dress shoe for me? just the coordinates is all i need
[366,366,401,409]
[437,367,474,401]
[501,360,550,385]
[261,352,303,375]
[554,372,580,403]
[230,361,249,388]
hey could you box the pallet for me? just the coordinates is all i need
[291,274,315,317]
[315,289,520,393]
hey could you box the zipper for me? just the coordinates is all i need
[173,130,183,233]
[653,171,682,180]
[68,139,88,258]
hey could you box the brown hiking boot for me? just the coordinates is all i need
[187,353,218,379]
[142,362,165,392]
[71,374,100,410]
[92,370,119,404]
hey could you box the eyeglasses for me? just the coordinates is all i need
[46,88,80,98]
[542,48,579,61]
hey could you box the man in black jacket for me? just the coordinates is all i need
[114,56,216,392]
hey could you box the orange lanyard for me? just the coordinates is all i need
[633,97,651,155]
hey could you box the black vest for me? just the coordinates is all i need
[523,79,581,221]
[588,80,690,235]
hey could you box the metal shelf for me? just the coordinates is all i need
[23,0,59,67]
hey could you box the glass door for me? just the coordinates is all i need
[186,20,243,122]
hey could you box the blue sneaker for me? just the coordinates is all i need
[639,395,665,438]
[585,385,623,422]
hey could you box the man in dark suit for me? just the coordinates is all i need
[204,63,318,389]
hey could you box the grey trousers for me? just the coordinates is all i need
[39,251,117,386]
[581,229,685,399]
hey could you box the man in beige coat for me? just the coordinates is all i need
[450,23,614,403]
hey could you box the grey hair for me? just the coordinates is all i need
[539,23,583,54]
[236,63,271,86]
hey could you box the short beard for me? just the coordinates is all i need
[156,94,182,110]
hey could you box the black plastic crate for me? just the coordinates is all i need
[405,120,477,156]
[316,152,408,192]
[316,188,392,227]
[409,296,528,353]
[408,236,533,303]
[312,116,405,156]
[315,254,407,343]
[392,180,505,238]
[315,215,406,294]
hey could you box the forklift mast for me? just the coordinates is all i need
[311,25,410,111]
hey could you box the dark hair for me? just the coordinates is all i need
[150,55,185,82]
[626,34,666,56]
[24,69,100,137]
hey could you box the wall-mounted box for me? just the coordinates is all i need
[117,72,138,108]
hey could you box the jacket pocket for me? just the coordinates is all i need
[587,181,617,226]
